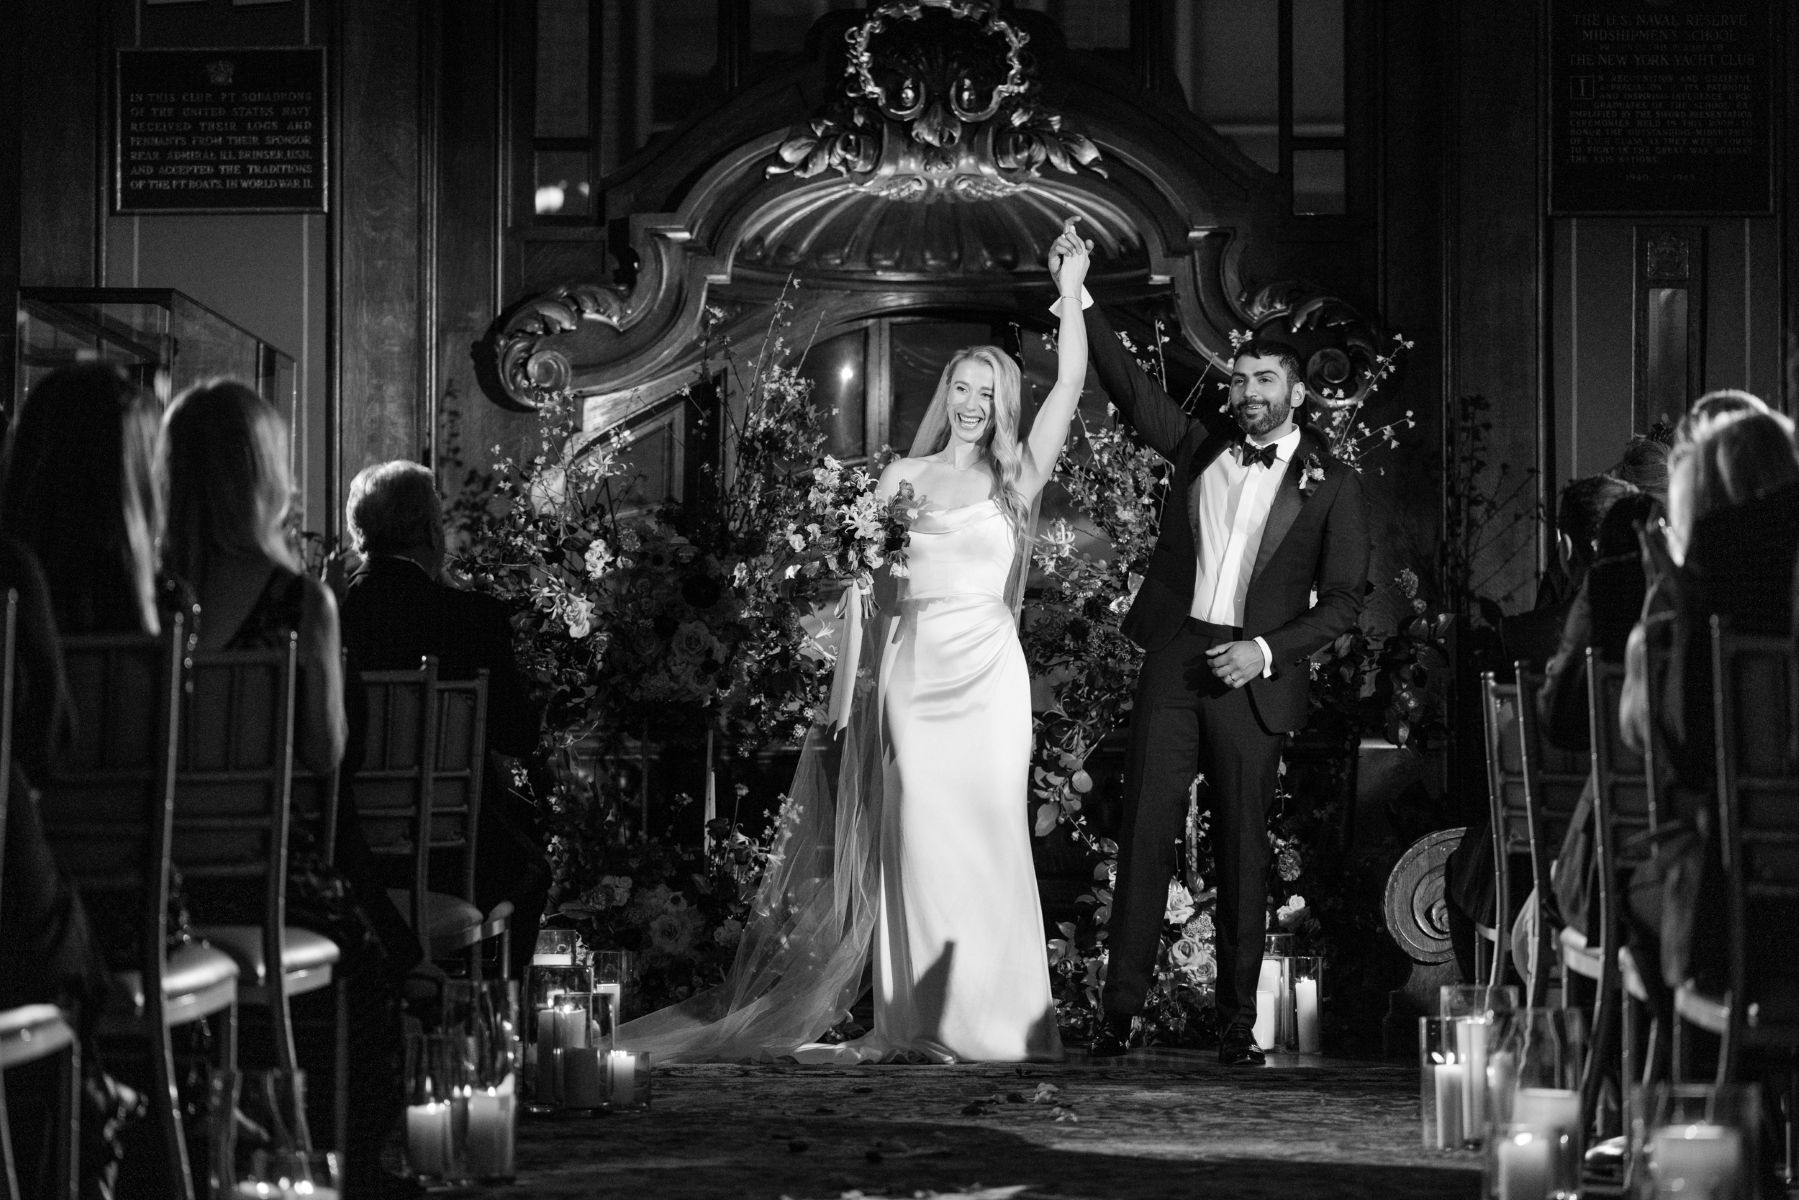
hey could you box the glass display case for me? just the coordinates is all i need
[13,287,296,429]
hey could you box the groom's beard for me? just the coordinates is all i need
[1231,386,1295,439]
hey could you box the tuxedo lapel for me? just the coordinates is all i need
[1249,429,1325,585]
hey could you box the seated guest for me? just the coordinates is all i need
[160,380,414,1200]
[0,529,136,1197]
[161,380,346,771]
[1671,387,1766,448]
[1536,488,1657,945]
[1610,434,1669,505]
[340,461,547,979]
[1621,408,1799,1017]
[0,364,178,1194]
[0,363,165,638]
[1445,473,1639,979]
[1501,474,1637,672]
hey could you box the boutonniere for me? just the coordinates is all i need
[1298,454,1326,495]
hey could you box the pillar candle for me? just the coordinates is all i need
[1454,1018,1490,1139]
[1294,977,1321,1053]
[1649,1124,1742,1197]
[555,1005,589,1051]
[533,1008,559,1102]
[1494,1129,1553,1200]
[608,1050,639,1106]
[449,1086,470,1158]
[1433,1062,1465,1149]
[405,1101,453,1179]
[466,1088,516,1179]
[1251,987,1277,1050]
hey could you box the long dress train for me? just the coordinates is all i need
[615,498,1062,1063]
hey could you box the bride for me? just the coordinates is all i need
[616,220,1091,1063]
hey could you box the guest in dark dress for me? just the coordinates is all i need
[161,380,414,1200]
[0,363,184,1197]
[340,461,547,979]
[0,531,131,1199]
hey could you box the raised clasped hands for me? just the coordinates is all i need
[1048,215,1093,297]
[1205,640,1264,689]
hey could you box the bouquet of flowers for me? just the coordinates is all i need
[780,457,917,589]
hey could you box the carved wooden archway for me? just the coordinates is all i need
[476,1,1386,436]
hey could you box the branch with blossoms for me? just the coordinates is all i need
[1313,332,1419,474]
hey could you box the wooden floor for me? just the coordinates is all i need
[454,1050,1487,1199]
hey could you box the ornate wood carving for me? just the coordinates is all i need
[765,1,1103,201]
[1384,826,1460,967]
[474,0,1383,429]
[1241,281,1392,410]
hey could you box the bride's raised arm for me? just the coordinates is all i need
[1021,217,1091,501]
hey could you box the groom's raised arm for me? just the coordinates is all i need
[1083,303,1196,464]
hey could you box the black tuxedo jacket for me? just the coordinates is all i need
[1086,306,1370,734]
[340,555,542,757]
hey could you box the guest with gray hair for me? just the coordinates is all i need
[340,460,546,979]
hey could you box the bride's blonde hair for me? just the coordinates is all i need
[908,345,1028,531]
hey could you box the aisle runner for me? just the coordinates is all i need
[454,1057,1481,1200]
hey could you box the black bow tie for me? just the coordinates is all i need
[1236,439,1280,469]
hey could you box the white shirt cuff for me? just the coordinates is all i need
[1253,636,1274,678]
[1049,285,1094,317]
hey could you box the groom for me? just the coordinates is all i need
[1078,285,1368,1065]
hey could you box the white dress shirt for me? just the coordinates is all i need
[1190,425,1303,676]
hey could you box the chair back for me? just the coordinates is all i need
[172,636,297,1056]
[1481,665,1590,997]
[1515,664,1590,845]
[425,671,488,906]
[354,659,439,934]
[1708,619,1799,1037]
[0,592,15,906]
[1584,652,1650,952]
[1479,670,1526,983]
[45,622,186,982]
[43,621,190,1190]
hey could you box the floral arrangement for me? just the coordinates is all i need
[443,285,915,1008]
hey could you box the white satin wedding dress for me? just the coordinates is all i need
[614,496,1063,1063]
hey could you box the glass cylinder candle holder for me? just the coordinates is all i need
[464,1078,517,1183]
[606,1049,652,1110]
[590,950,632,1044]
[556,1047,608,1114]
[1633,1082,1760,1200]
[1440,984,1521,1020]
[207,1068,316,1198]
[525,959,593,1112]
[1255,953,1290,1049]
[532,928,578,966]
[1485,1122,1579,1200]
[1487,1007,1586,1165]
[269,1150,340,1200]
[1440,985,1519,1149]
[1420,1016,1467,1151]
[1290,955,1323,1054]
[403,1034,464,1187]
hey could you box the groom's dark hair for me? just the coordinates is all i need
[1235,339,1306,392]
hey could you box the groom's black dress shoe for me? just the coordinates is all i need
[1218,1023,1266,1066]
[1089,1013,1133,1058]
